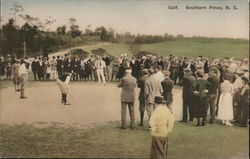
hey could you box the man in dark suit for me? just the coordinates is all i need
[137,69,149,126]
[161,70,174,111]
[31,56,39,81]
[117,69,137,129]
[181,68,196,122]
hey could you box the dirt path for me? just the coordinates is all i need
[0,82,183,127]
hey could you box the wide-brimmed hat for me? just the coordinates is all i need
[154,96,166,104]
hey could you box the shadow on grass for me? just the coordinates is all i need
[0,121,248,158]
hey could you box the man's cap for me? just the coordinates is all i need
[154,96,166,104]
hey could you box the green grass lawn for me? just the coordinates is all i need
[0,121,248,158]
[83,40,249,59]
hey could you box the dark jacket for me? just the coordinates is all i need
[161,78,174,104]
[207,75,220,94]
[182,74,196,99]
[137,76,147,101]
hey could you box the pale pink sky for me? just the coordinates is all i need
[2,0,249,39]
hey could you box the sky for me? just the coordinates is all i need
[1,0,249,39]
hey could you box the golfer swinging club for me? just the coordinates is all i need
[56,72,72,105]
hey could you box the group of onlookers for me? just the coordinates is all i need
[0,53,249,128]
[114,54,249,129]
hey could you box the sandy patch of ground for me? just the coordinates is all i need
[0,82,183,127]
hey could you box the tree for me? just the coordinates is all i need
[68,18,81,38]
[128,43,141,56]
[10,3,23,26]
[56,25,66,47]
[2,18,22,56]
[95,26,108,41]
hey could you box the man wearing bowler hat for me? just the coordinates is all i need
[118,69,137,129]
[149,96,174,159]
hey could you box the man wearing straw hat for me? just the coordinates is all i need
[149,96,174,159]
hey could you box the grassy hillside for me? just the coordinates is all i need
[82,40,249,59]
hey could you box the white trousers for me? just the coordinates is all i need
[50,70,58,80]
[96,69,106,84]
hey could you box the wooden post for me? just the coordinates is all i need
[23,41,26,58]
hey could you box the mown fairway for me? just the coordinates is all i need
[82,40,249,59]
[0,122,248,158]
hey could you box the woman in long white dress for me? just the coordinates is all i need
[217,76,234,126]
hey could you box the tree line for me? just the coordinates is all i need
[0,4,248,58]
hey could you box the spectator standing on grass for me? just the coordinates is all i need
[180,68,196,122]
[161,70,174,111]
[206,66,220,124]
[137,69,149,127]
[19,59,28,99]
[145,69,163,124]
[6,62,12,80]
[233,69,244,123]
[45,64,51,81]
[31,57,39,81]
[50,56,58,80]
[149,96,174,159]
[239,76,249,127]
[95,55,106,85]
[117,69,137,129]
[192,71,211,126]
[12,59,21,92]
[0,57,5,80]
[103,54,111,82]
[217,75,234,126]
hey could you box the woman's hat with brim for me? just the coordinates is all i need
[154,96,166,104]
